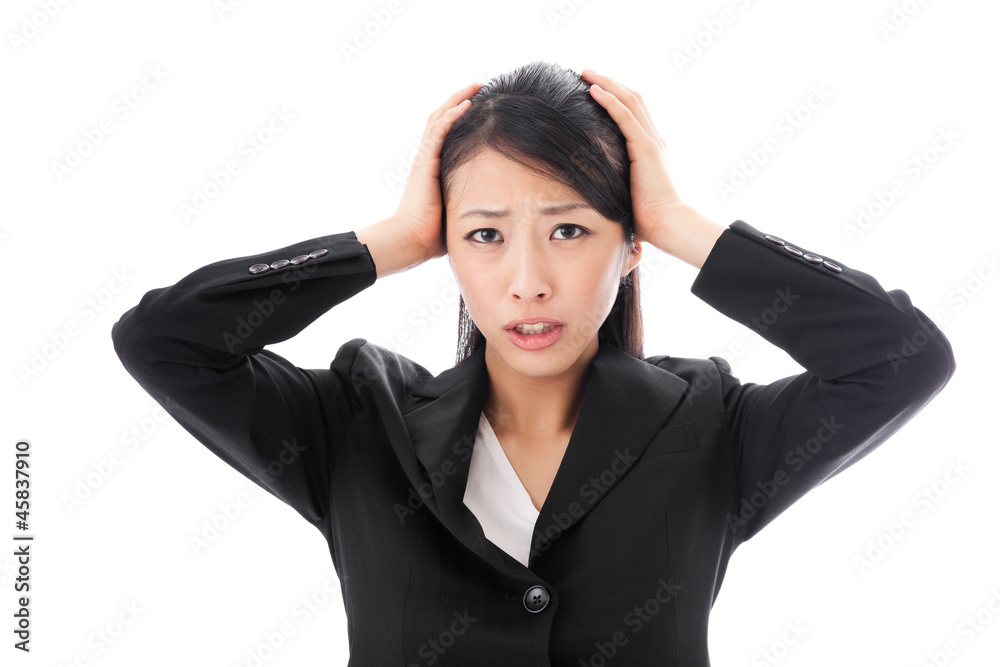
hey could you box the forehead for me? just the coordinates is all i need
[447,149,583,208]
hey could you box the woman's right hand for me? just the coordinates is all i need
[392,81,481,262]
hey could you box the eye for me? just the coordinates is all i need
[466,228,501,244]
[464,224,590,245]
[553,224,588,240]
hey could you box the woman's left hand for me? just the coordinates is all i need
[581,68,683,247]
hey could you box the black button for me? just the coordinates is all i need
[802,253,823,263]
[523,585,549,613]
[822,260,843,273]
[290,254,311,264]
[249,263,270,274]
[783,245,804,257]
[270,259,291,270]
[309,248,328,259]
[764,234,785,246]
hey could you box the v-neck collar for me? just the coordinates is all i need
[477,411,543,517]
[403,337,690,576]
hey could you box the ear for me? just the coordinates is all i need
[622,241,642,279]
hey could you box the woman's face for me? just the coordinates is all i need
[445,148,641,382]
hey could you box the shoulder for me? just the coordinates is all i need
[644,353,741,406]
[646,353,733,382]
[329,337,439,400]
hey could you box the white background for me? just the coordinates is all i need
[3,0,998,665]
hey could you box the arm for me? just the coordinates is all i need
[113,78,478,527]
[356,216,433,279]
[111,229,379,528]
[685,218,956,544]
[576,69,955,544]
[644,203,727,270]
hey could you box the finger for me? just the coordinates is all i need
[413,97,474,173]
[428,81,482,124]
[581,70,664,147]
[596,77,663,148]
[587,83,661,160]
[417,81,480,156]
[581,70,651,128]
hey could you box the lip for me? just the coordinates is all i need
[506,323,563,351]
[504,317,564,330]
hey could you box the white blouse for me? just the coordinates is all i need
[462,411,540,567]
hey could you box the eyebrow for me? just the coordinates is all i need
[458,201,593,219]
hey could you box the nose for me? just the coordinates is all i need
[508,237,551,301]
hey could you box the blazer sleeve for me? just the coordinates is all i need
[689,220,956,546]
[110,230,378,528]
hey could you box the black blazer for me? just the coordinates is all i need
[110,219,955,666]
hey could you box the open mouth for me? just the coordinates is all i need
[506,323,563,351]
[512,322,555,335]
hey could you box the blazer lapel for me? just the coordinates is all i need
[400,339,690,575]
[527,343,689,568]
[402,344,513,574]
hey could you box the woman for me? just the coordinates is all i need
[111,61,956,665]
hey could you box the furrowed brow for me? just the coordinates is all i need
[458,201,592,219]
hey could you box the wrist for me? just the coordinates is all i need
[356,217,428,279]
[648,205,727,271]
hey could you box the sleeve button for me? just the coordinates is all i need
[764,234,786,245]
[822,260,843,272]
[309,248,329,259]
[249,263,270,274]
[290,254,311,264]
[802,253,823,263]
[783,245,804,257]
[270,259,291,270]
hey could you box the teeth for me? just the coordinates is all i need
[514,322,554,334]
